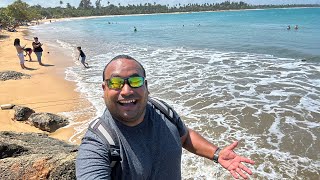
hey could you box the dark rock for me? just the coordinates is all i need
[0,71,31,81]
[13,105,35,121]
[0,142,29,159]
[50,160,76,179]
[0,131,77,180]
[29,113,69,132]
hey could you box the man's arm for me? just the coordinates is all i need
[181,129,255,179]
[32,42,37,48]
[76,131,112,180]
[181,128,218,159]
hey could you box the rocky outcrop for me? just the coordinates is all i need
[28,113,69,132]
[13,105,35,121]
[10,107,69,132]
[0,131,77,180]
[0,71,31,81]
[11,106,69,132]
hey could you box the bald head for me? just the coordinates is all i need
[102,55,146,81]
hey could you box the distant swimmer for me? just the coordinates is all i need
[287,25,291,30]
[294,25,298,30]
[134,26,137,32]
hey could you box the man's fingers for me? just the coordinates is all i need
[226,141,238,151]
[239,163,253,175]
[230,170,239,179]
[241,156,255,165]
[236,168,248,179]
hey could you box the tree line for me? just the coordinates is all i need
[1,0,319,29]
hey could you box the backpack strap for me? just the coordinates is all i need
[148,97,176,125]
[88,117,121,168]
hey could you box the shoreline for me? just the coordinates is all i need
[0,26,95,144]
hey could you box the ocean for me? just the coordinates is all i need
[30,8,320,179]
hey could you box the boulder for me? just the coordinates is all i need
[0,131,77,180]
[13,105,35,121]
[29,113,69,132]
[0,71,31,81]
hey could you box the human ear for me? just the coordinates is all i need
[102,81,106,90]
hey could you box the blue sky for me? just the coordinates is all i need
[1,0,320,8]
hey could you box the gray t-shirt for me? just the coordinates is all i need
[76,102,188,180]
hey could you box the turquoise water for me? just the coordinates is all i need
[31,8,320,179]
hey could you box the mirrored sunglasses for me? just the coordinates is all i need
[105,76,145,89]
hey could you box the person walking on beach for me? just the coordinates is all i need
[76,55,255,179]
[77,46,89,68]
[32,37,43,65]
[14,38,27,69]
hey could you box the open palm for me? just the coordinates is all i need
[219,141,255,179]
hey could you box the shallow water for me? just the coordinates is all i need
[31,8,320,179]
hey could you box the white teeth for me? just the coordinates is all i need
[119,100,136,104]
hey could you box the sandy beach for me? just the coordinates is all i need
[0,26,94,144]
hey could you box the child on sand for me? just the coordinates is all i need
[14,38,27,69]
[24,47,32,61]
[77,47,89,68]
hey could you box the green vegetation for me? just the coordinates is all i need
[1,0,319,29]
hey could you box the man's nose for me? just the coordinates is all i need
[120,83,133,96]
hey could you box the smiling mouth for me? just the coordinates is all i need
[118,99,137,106]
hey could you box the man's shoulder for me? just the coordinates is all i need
[147,98,177,120]
[148,97,188,137]
[86,110,119,146]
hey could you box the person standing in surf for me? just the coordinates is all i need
[77,46,89,68]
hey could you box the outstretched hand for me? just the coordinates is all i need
[218,141,255,179]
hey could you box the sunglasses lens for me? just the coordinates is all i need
[108,77,124,89]
[128,77,144,88]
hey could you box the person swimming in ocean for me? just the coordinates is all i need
[134,26,137,32]
[287,25,291,30]
[294,25,298,30]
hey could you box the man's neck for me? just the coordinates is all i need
[111,110,146,127]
